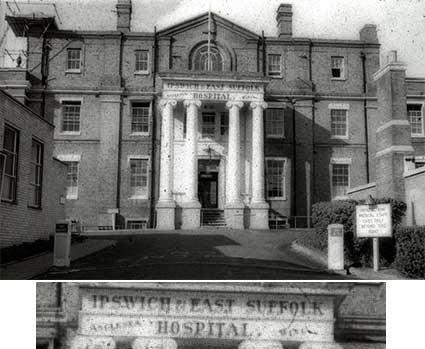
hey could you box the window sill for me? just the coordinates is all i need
[66,195,78,200]
[27,204,42,210]
[267,197,287,201]
[331,77,346,81]
[1,198,17,205]
[59,132,81,136]
[268,75,283,79]
[130,132,150,137]
[134,71,149,75]
[411,134,425,138]
[129,196,148,200]
[65,69,82,74]
[332,196,349,201]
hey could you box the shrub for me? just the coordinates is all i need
[394,226,425,278]
[311,198,406,266]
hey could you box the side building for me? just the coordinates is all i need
[1,1,424,230]
[0,89,67,247]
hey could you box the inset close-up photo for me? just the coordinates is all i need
[36,282,386,349]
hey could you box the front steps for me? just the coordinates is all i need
[201,209,226,227]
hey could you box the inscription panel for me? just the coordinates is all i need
[78,288,335,342]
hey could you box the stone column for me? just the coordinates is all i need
[71,335,115,349]
[181,99,202,229]
[133,338,177,349]
[249,101,269,229]
[239,340,282,349]
[299,342,343,349]
[225,100,245,229]
[156,99,177,230]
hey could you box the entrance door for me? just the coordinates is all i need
[198,172,218,208]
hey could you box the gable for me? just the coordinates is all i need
[157,12,260,40]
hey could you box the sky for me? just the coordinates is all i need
[1,0,424,76]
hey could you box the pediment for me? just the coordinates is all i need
[157,12,260,40]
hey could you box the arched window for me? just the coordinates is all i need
[193,45,224,72]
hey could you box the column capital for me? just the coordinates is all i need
[226,100,244,109]
[159,99,178,109]
[183,99,202,108]
[250,101,268,110]
[133,338,177,349]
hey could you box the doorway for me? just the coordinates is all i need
[198,171,218,208]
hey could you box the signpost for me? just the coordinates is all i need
[355,199,392,272]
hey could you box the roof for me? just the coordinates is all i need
[0,88,54,128]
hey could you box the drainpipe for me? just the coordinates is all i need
[262,30,266,76]
[310,41,316,206]
[40,35,48,118]
[149,27,158,228]
[291,98,297,218]
[360,51,370,183]
[116,33,124,211]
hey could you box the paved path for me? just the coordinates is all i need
[35,229,353,280]
[0,239,115,280]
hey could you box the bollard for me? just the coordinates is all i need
[328,223,344,270]
[53,220,71,267]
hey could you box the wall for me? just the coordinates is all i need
[0,90,66,247]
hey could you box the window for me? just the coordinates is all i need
[330,109,348,138]
[202,112,216,138]
[266,109,284,138]
[220,112,228,136]
[266,158,286,199]
[193,45,224,72]
[65,161,79,199]
[267,54,282,77]
[131,103,150,134]
[331,163,350,199]
[331,56,344,79]
[408,104,423,136]
[130,158,148,198]
[135,50,149,73]
[29,140,43,208]
[67,48,81,71]
[2,125,19,202]
[61,101,81,133]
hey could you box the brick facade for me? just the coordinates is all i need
[1,1,424,229]
[0,90,67,247]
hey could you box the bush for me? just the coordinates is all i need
[394,226,425,278]
[311,198,406,266]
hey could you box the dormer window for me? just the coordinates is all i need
[193,45,224,72]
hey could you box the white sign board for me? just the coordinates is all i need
[356,204,392,238]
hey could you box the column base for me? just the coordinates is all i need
[156,200,176,230]
[239,340,282,349]
[299,342,343,349]
[225,202,245,229]
[250,201,270,230]
[181,201,201,230]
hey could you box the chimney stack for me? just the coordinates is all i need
[116,0,132,33]
[360,24,378,43]
[276,4,293,38]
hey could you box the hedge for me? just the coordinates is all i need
[394,226,425,278]
[310,198,407,266]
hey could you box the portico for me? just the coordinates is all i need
[156,76,270,230]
